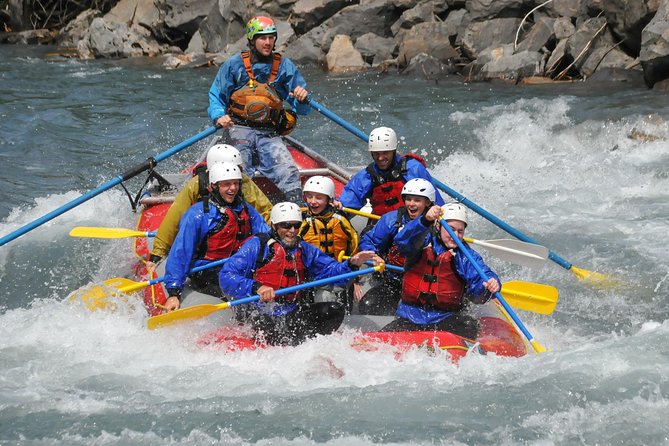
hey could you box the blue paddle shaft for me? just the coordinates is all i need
[439,219,539,344]
[0,126,218,247]
[228,265,379,308]
[147,257,230,287]
[307,99,572,271]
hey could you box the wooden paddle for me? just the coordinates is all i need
[310,99,615,288]
[0,126,218,247]
[342,207,548,269]
[147,264,385,330]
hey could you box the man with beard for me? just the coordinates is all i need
[355,178,437,315]
[335,126,444,216]
[218,202,383,346]
[207,16,310,204]
[163,163,270,311]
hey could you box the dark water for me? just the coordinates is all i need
[1,44,669,445]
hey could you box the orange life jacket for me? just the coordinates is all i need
[253,235,306,302]
[366,153,427,215]
[401,246,465,311]
[228,52,284,125]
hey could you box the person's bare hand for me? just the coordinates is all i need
[215,115,234,129]
[257,285,276,302]
[164,296,180,312]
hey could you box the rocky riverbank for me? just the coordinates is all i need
[2,0,669,89]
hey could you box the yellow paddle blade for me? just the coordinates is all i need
[69,227,149,239]
[501,281,559,315]
[147,302,231,330]
[570,266,621,289]
[68,278,137,311]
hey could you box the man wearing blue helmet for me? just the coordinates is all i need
[207,16,310,204]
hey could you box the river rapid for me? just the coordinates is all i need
[1,45,668,445]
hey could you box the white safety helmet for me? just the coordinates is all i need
[208,162,242,185]
[368,126,398,152]
[401,178,436,203]
[206,144,243,166]
[302,175,335,200]
[270,202,303,224]
[441,202,468,227]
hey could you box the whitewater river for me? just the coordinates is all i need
[1,44,668,445]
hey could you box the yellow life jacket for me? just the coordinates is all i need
[228,52,284,125]
[299,208,359,259]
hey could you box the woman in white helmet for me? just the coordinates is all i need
[149,143,272,263]
[219,202,383,346]
[356,178,438,315]
[300,175,360,304]
[383,202,501,339]
[162,162,270,311]
[335,126,445,216]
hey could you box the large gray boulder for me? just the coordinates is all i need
[476,44,544,81]
[326,34,368,72]
[291,0,352,34]
[640,0,669,87]
[461,17,522,59]
[600,0,657,55]
[355,32,396,66]
[162,0,216,36]
[198,0,252,53]
[516,17,555,53]
[57,9,102,47]
[396,21,459,67]
[79,17,169,59]
[564,17,610,70]
[400,52,458,79]
[466,0,526,21]
[284,0,398,65]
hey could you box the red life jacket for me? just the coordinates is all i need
[196,204,252,260]
[401,246,465,311]
[253,235,306,302]
[366,153,427,215]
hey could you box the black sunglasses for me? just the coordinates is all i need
[277,222,301,230]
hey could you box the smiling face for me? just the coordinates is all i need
[371,150,395,171]
[274,221,301,247]
[438,220,466,249]
[403,194,432,220]
[254,34,276,57]
[304,191,330,215]
[215,179,240,204]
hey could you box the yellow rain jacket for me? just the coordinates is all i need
[299,207,359,259]
[150,174,272,259]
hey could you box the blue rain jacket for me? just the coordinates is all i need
[164,200,270,293]
[337,154,445,210]
[392,216,500,325]
[208,52,311,124]
[218,234,355,316]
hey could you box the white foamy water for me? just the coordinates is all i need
[1,46,669,445]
